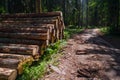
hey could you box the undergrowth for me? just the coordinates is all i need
[100,27,110,35]
[16,40,66,80]
[100,27,120,36]
[64,26,83,39]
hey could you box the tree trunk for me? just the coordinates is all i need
[86,0,89,27]
[36,0,42,13]
[5,0,8,13]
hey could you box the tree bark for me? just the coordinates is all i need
[36,0,42,13]
[0,43,39,56]
[0,67,17,80]
[0,38,48,46]
[0,32,49,40]
[0,56,34,74]
[0,27,49,33]
[0,12,63,18]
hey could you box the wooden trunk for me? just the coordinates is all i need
[0,17,59,22]
[0,23,54,33]
[0,23,56,42]
[0,18,59,34]
[0,43,39,56]
[0,32,49,41]
[0,67,17,80]
[0,38,48,46]
[0,57,34,74]
[0,17,59,33]
[0,27,49,33]
[0,20,55,29]
[0,53,33,61]
[0,11,63,18]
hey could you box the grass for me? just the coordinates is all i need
[100,27,120,36]
[100,27,110,35]
[100,27,120,41]
[16,26,83,80]
[16,40,66,80]
[64,26,84,39]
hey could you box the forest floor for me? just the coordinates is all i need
[42,29,120,80]
[100,35,120,49]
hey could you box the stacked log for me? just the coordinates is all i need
[0,38,48,46]
[0,54,34,74]
[0,27,49,33]
[0,11,65,80]
[0,12,65,40]
[0,38,48,55]
[0,32,49,40]
[0,11,63,18]
[0,43,39,56]
[0,67,17,80]
[0,19,59,41]
[0,23,55,43]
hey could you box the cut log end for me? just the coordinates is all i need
[0,54,34,75]
[0,67,17,80]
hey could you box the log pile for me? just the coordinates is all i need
[0,11,65,80]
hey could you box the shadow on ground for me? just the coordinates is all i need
[78,36,120,80]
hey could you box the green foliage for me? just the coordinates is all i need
[100,27,110,35]
[16,40,66,80]
[89,1,97,7]
[64,25,83,39]
[0,0,6,13]
[17,61,46,80]
[0,7,6,13]
[100,27,120,36]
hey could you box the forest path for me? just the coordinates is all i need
[43,29,120,80]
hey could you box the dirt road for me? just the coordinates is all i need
[43,29,120,80]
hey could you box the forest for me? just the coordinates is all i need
[0,0,119,34]
[0,0,120,80]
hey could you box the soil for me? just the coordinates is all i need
[100,35,120,49]
[42,29,120,80]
